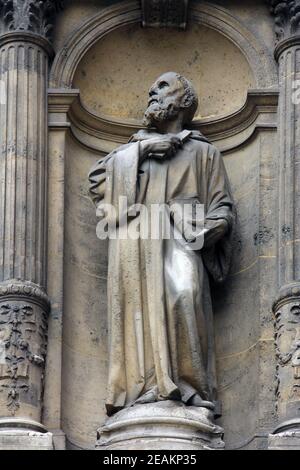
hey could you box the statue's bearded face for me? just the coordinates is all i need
[143,72,186,128]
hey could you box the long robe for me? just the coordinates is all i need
[89,130,235,417]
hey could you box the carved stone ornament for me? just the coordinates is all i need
[268,0,300,41]
[0,281,49,416]
[0,0,63,40]
[141,0,189,29]
[0,303,47,414]
[273,283,300,422]
[275,306,300,402]
[0,281,50,308]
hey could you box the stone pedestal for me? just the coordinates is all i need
[0,418,53,450]
[96,401,224,450]
[269,431,300,450]
[269,419,300,450]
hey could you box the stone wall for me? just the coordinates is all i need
[2,0,300,450]
[46,0,279,450]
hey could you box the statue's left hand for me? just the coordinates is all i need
[203,219,228,248]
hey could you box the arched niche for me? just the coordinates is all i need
[50,1,278,118]
[72,22,255,121]
[47,1,279,450]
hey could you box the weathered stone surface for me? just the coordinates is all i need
[273,285,300,423]
[89,71,235,443]
[0,417,53,450]
[0,430,53,450]
[97,401,224,451]
[268,0,300,41]
[0,0,288,452]
[0,34,50,286]
[42,91,77,446]
[268,2,300,447]
[0,0,63,40]
[141,0,189,29]
[0,0,59,445]
[73,23,255,122]
[269,430,300,450]
[50,1,279,450]
[0,30,51,433]
[0,290,48,419]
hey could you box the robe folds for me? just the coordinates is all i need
[89,130,235,417]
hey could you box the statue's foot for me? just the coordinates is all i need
[188,395,215,410]
[135,387,158,404]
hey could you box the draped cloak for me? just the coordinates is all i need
[89,130,235,417]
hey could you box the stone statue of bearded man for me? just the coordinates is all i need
[89,72,235,422]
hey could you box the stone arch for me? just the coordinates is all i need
[50,0,277,89]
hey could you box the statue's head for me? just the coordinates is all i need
[143,72,198,129]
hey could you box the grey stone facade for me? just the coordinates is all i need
[0,0,298,450]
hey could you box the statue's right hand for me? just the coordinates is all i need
[140,136,182,161]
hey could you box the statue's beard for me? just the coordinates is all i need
[143,102,180,128]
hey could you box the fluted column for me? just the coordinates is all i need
[268,0,300,449]
[0,0,62,450]
[0,34,50,286]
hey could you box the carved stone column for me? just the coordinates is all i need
[268,0,300,449]
[0,0,61,450]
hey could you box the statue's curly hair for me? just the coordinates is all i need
[176,74,199,125]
